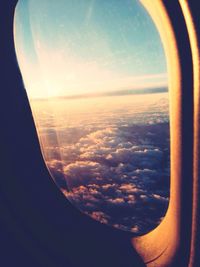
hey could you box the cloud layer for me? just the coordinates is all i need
[38,94,170,235]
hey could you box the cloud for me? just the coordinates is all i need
[43,111,169,235]
[89,211,111,225]
[62,178,169,234]
[63,161,110,188]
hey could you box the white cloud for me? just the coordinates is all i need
[38,106,170,234]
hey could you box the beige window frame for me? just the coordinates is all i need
[131,1,199,266]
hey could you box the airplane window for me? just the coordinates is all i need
[14,0,169,235]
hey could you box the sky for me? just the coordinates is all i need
[14,0,168,99]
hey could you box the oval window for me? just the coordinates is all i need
[14,0,169,235]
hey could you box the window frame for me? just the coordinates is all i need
[131,1,198,266]
[0,0,198,266]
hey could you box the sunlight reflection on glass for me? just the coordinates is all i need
[14,0,169,235]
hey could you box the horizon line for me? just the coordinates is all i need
[31,86,168,102]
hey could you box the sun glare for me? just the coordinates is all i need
[14,0,169,235]
[14,0,167,99]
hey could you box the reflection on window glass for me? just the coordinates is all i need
[14,0,170,235]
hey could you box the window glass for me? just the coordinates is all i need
[14,0,169,235]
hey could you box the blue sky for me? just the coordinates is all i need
[14,0,167,99]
